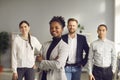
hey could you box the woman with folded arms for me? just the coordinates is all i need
[36,16,69,80]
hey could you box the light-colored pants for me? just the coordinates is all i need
[65,66,82,80]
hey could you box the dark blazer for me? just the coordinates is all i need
[62,34,89,66]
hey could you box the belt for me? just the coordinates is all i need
[93,65,111,70]
[65,63,80,67]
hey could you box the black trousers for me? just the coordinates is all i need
[92,65,113,80]
[17,68,35,80]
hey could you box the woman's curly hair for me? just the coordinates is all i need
[49,16,65,28]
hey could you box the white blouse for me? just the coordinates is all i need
[12,34,42,73]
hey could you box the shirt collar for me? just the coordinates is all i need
[98,38,107,42]
[68,33,77,39]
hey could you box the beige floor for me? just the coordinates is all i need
[0,71,89,80]
[0,71,119,80]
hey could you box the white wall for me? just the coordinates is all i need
[0,0,114,43]
[115,0,120,53]
[0,0,114,68]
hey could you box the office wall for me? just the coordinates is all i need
[0,0,114,68]
[115,0,120,53]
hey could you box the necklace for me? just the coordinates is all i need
[22,36,28,41]
[20,34,28,41]
[20,34,29,48]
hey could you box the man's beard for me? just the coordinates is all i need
[69,30,75,34]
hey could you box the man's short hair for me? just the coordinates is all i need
[67,18,78,24]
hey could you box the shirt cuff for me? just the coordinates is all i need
[12,68,17,73]
[89,72,93,75]
[88,68,92,75]
[112,69,116,74]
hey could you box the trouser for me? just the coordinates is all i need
[65,66,82,80]
[118,59,120,71]
[17,68,35,80]
[92,65,113,80]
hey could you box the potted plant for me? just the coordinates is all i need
[0,31,10,72]
[78,24,85,33]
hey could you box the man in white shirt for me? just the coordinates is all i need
[62,18,89,80]
[88,24,117,80]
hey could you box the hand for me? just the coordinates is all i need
[12,73,18,80]
[36,54,43,62]
[89,74,95,80]
[33,65,37,69]
[81,65,83,68]
[54,55,59,60]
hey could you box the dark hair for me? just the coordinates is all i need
[19,20,30,28]
[19,20,33,50]
[97,24,108,30]
[49,16,65,28]
[67,18,78,24]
